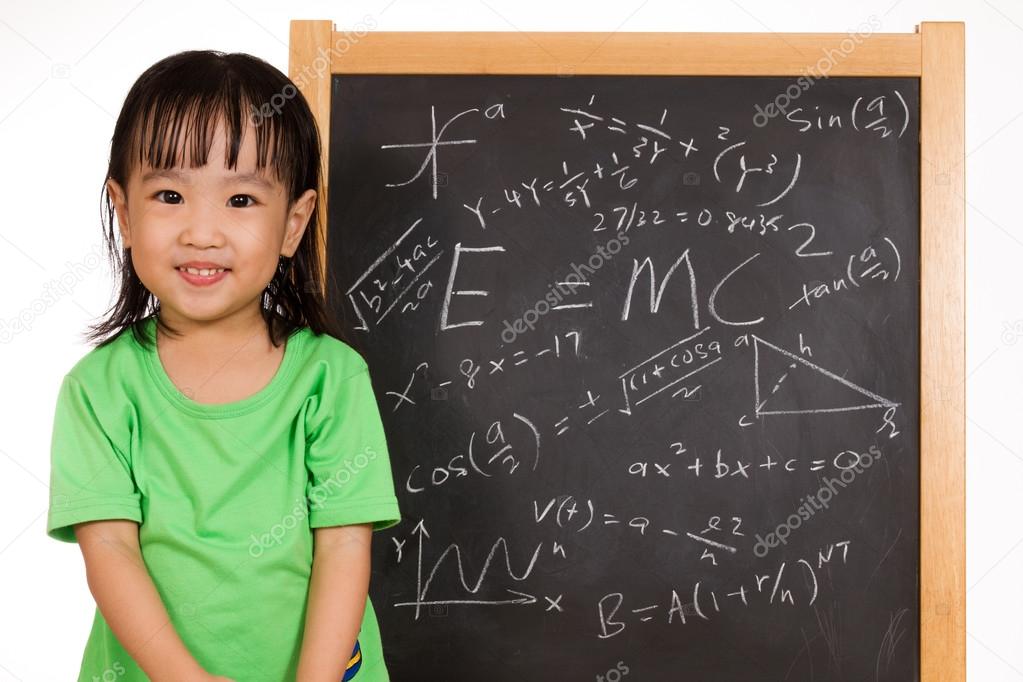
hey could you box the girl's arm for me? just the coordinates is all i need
[296,523,373,682]
[74,519,231,682]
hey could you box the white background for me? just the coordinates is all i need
[0,0,1012,679]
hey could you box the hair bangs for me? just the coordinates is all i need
[129,68,295,195]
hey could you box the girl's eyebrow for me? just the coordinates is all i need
[141,168,276,191]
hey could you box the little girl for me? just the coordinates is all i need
[46,50,402,681]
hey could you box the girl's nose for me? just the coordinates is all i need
[178,197,228,247]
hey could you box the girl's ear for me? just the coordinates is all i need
[282,188,317,257]
[106,179,131,248]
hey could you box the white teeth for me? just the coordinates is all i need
[179,267,226,276]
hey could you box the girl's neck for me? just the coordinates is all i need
[155,305,273,351]
[151,306,288,406]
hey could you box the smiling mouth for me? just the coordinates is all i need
[175,266,230,286]
[176,266,229,276]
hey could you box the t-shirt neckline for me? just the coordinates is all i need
[138,315,306,419]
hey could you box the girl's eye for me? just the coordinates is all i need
[154,190,183,204]
[229,194,257,208]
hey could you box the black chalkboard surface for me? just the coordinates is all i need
[326,74,920,682]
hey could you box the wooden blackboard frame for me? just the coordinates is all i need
[288,20,966,681]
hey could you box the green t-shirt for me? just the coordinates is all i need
[46,315,402,681]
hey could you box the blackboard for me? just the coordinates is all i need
[326,73,920,681]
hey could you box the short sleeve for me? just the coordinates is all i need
[46,374,142,543]
[305,361,402,531]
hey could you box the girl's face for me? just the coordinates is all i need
[106,118,316,327]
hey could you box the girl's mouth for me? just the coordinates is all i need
[176,266,229,286]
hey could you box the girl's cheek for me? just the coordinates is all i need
[143,203,178,222]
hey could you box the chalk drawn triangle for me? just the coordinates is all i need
[752,335,898,416]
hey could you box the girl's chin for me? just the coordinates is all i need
[156,297,235,320]
[156,293,268,324]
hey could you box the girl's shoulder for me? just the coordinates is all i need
[53,324,144,442]
[299,327,370,380]
[63,322,144,387]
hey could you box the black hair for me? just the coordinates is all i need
[85,49,347,350]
